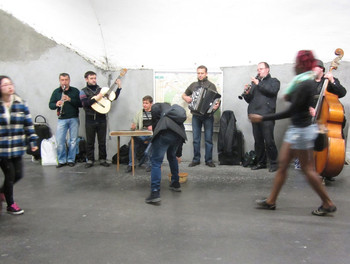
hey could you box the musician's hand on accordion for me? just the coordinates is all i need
[182,94,193,104]
[212,100,221,111]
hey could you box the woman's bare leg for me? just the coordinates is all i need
[297,149,335,208]
[266,142,294,205]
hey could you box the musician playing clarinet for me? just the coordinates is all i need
[242,62,280,172]
[49,73,82,168]
[182,65,220,168]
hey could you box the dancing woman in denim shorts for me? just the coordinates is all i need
[249,50,337,216]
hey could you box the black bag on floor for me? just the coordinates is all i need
[76,136,87,162]
[242,150,257,167]
[27,115,52,159]
[112,144,129,164]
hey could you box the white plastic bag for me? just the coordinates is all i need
[41,136,58,166]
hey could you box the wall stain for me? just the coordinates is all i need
[0,10,56,62]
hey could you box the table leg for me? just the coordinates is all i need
[131,136,135,175]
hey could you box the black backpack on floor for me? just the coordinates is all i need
[27,115,52,159]
[76,136,87,162]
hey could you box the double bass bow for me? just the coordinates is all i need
[314,48,345,178]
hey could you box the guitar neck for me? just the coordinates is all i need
[105,75,122,96]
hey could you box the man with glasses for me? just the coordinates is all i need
[242,62,280,172]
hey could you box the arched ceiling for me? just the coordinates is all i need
[1,0,350,70]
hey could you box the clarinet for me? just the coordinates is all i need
[58,85,66,118]
[238,74,260,100]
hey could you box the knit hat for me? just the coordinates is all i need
[315,59,325,71]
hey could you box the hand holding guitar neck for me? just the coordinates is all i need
[91,68,127,114]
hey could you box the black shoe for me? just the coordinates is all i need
[56,163,66,168]
[312,205,337,216]
[125,166,132,173]
[256,198,276,210]
[67,162,75,167]
[169,181,181,192]
[251,164,267,170]
[145,191,161,203]
[145,166,151,172]
[188,161,200,167]
[85,162,94,168]
[269,166,278,172]
[205,162,216,167]
[100,162,110,167]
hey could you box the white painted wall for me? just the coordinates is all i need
[1,0,349,70]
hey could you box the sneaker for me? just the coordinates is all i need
[256,198,276,210]
[67,162,75,167]
[125,165,132,173]
[312,205,337,216]
[169,181,181,192]
[7,202,24,215]
[145,191,161,203]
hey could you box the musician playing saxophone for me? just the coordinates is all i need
[182,65,220,168]
[49,73,82,168]
[242,62,280,172]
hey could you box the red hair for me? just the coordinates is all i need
[294,50,316,74]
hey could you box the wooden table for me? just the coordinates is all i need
[109,130,153,175]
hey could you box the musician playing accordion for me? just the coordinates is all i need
[182,65,220,168]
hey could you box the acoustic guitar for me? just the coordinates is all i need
[91,68,127,114]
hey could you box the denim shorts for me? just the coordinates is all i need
[283,124,318,150]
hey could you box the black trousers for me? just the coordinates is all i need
[252,120,278,167]
[0,157,23,206]
[85,119,107,161]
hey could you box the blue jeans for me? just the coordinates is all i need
[192,114,214,163]
[56,117,79,164]
[150,131,181,192]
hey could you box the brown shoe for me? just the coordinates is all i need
[205,162,216,167]
[188,161,200,167]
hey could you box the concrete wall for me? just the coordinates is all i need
[1,10,350,162]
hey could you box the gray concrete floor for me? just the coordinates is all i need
[0,158,350,264]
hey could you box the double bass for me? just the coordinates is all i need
[314,48,345,178]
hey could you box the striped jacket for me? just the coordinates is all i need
[0,95,38,158]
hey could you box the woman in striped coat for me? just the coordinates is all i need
[0,76,38,215]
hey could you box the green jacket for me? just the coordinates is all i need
[49,86,81,119]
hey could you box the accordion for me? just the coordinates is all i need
[188,87,221,116]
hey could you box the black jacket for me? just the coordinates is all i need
[243,74,280,115]
[151,103,187,142]
[217,110,237,155]
[312,77,347,107]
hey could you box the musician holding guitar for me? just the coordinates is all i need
[80,70,123,168]
[49,73,82,168]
